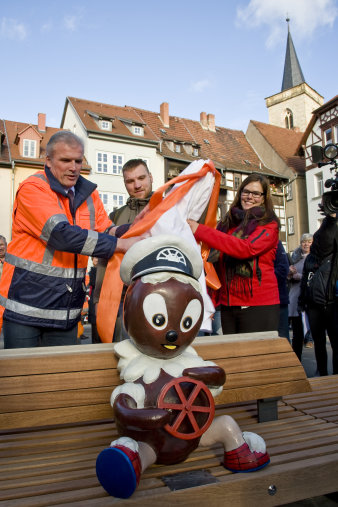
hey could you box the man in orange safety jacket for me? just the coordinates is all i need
[0,131,139,348]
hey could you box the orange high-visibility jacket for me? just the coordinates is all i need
[0,167,116,330]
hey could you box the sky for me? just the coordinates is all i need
[1,0,338,132]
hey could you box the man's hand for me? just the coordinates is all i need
[115,236,141,253]
[108,226,117,236]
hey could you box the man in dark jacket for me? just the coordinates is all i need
[274,241,290,341]
[299,212,338,375]
[94,159,153,341]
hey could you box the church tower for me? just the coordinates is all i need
[265,19,323,132]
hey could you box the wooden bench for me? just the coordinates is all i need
[1,332,338,506]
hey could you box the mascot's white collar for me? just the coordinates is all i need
[114,339,215,384]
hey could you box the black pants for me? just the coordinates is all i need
[3,320,78,349]
[306,301,338,376]
[220,304,280,335]
[290,315,304,361]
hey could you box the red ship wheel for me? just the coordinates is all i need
[157,376,215,440]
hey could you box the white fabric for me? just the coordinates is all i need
[150,159,215,331]
[113,339,223,398]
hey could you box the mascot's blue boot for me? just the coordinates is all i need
[96,445,142,498]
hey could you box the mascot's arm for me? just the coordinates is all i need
[114,393,171,430]
[182,366,226,388]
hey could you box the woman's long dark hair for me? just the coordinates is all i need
[221,173,280,232]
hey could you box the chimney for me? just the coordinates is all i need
[200,112,207,129]
[38,113,46,132]
[207,113,215,132]
[160,102,169,127]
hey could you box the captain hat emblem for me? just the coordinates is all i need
[120,234,203,285]
[156,248,187,266]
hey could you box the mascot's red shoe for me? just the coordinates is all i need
[96,445,142,498]
[223,442,270,473]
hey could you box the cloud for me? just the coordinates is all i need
[0,17,27,40]
[41,22,52,33]
[64,15,78,32]
[190,79,212,92]
[237,0,338,47]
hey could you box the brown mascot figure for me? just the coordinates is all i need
[96,235,270,498]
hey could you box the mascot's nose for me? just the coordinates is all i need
[166,330,178,343]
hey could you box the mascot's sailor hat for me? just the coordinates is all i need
[120,234,203,285]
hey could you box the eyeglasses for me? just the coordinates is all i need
[241,189,265,199]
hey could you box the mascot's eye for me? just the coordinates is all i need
[182,316,192,329]
[143,293,168,330]
[153,314,166,327]
[180,299,202,333]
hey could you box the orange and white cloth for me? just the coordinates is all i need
[97,159,220,342]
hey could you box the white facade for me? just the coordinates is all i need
[62,102,165,216]
[0,167,12,240]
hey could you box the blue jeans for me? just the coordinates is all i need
[3,320,78,349]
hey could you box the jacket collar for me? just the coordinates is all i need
[44,166,97,209]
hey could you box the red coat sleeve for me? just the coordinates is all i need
[194,221,279,259]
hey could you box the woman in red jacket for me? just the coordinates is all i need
[188,173,280,335]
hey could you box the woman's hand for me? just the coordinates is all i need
[187,219,199,234]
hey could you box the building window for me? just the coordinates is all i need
[285,109,294,130]
[99,192,125,213]
[274,205,285,232]
[100,120,111,130]
[112,154,123,174]
[288,217,295,235]
[314,172,324,197]
[334,125,338,143]
[175,144,181,153]
[324,127,332,144]
[234,175,241,190]
[96,152,124,174]
[133,126,143,136]
[193,147,198,156]
[23,139,36,158]
[97,152,108,173]
[286,184,292,200]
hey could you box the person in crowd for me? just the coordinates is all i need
[93,159,153,341]
[0,132,139,349]
[288,233,313,361]
[0,235,7,280]
[274,240,290,341]
[187,173,280,334]
[299,211,338,376]
[88,257,100,343]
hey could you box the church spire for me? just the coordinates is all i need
[281,18,305,91]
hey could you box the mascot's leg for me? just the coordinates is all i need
[96,436,156,498]
[200,415,270,473]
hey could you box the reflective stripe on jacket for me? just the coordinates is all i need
[0,167,115,329]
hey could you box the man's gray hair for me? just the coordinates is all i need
[46,131,84,158]
[0,235,7,245]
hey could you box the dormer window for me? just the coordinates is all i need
[175,144,181,153]
[100,120,112,131]
[193,147,198,156]
[133,126,143,136]
[23,139,37,158]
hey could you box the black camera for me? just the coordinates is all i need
[311,143,338,215]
